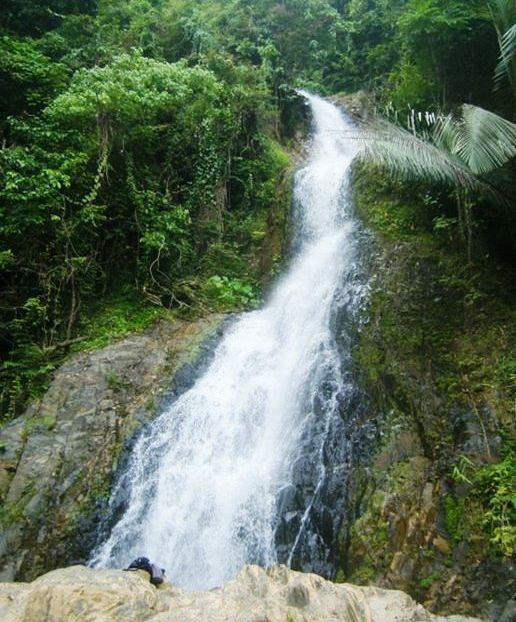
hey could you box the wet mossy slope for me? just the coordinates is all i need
[338,167,516,620]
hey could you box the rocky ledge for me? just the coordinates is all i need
[0,564,484,622]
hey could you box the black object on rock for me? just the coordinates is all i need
[125,556,166,585]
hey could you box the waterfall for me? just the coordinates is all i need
[91,93,368,589]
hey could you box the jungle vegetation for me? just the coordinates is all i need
[0,2,515,436]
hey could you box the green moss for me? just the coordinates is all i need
[144,395,158,416]
[419,573,439,589]
[61,470,111,536]
[106,370,129,392]
[0,500,26,525]
[0,482,35,526]
[389,461,418,490]
[40,415,57,430]
[444,496,466,544]
[74,294,170,354]
[351,565,378,584]
[346,511,390,585]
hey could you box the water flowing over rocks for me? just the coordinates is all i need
[0,317,223,582]
[90,93,371,589]
[0,565,484,622]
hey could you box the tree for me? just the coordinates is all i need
[356,103,516,258]
[392,0,497,108]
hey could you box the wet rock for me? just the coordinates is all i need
[0,316,222,581]
[391,514,408,549]
[499,599,516,622]
[433,536,451,556]
[0,565,484,622]
[0,418,25,498]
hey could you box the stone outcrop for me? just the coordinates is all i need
[0,317,223,582]
[0,564,485,622]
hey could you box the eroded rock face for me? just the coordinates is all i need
[0,565,485,622]
[0,317,223,582]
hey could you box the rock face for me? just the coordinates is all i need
[0,317,223,582]
[0,565,484,622]
[338,176,516,620]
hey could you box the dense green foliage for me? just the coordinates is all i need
[0,2,515,438]
[0,2,301,418]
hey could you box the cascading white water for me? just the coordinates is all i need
[91,93,362,589]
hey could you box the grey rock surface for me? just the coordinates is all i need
[0,564,485,622]
[0,317,222,581]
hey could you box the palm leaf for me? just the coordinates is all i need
[488,0,516,98]
[434,104,516,175]
[354,118,480,192]
[432,112,457,153]
[489,0,516,32]
[495,22,516,86]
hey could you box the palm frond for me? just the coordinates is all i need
[489,0,516,32]
[495,22,516,86]
[354,118,480,192]
[434,104,516,175]
[432,113,457,153]
[489,0,516,95]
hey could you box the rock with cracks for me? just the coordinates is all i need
[0,565,484,622]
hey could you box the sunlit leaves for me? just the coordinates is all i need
[46,52,222,130]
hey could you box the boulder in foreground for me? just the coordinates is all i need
[0,564,484,622]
